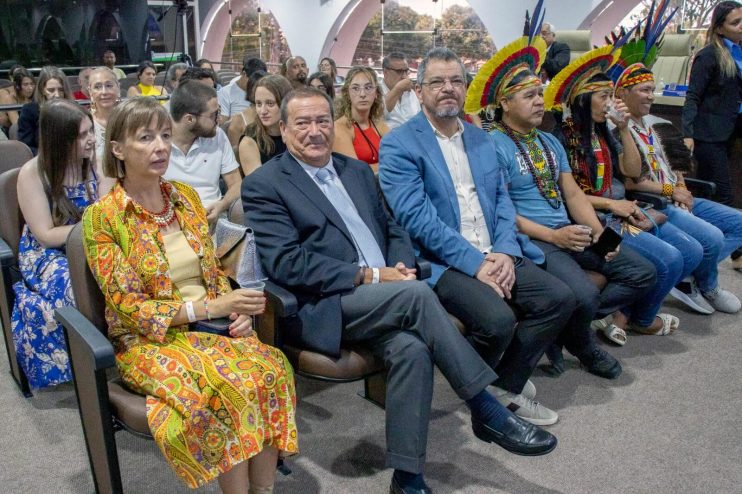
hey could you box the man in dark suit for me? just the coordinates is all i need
[540,23,570,81]
[243,88,556,494]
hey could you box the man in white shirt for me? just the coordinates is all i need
[380,52,421,129]
[217,57,267,123]
[165,80,242,224]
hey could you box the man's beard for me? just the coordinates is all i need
[193,120,217,138]
[435,106,460,118]
[296,73,307,83]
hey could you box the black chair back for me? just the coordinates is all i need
[66,222,107,331]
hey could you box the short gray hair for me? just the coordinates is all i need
[167,62,188,82]
[416,47,466,85]
[382,52,408,69]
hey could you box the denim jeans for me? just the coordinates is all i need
[663,198,742,293]
[619,224,700,327]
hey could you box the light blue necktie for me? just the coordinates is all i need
[315,167,386,268]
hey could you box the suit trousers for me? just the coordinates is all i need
[532,240,657,352]
[341,280,496,474]
[694,114,742,206]
[433,257,574,395]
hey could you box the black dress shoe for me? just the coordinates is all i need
[472,414,557,456]
[577,347,622,379]
[390,475,432,494]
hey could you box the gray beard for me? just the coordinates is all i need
[435,107,460,118]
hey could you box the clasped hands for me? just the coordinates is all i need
[363,262,417,283]
[476,253,515,299]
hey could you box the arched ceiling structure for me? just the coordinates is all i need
[198,0,643,68]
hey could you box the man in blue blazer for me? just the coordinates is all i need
[243,88,557,494]
[379,48,576,428]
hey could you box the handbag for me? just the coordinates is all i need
[212,218,266,284]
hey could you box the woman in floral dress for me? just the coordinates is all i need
[82,96,297,493]
[11,99,114,389]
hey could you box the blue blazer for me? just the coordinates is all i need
[242,151,415,357]
[378,111,521,285]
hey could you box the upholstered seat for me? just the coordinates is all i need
[557,30,592,62]
[653,34,693,86]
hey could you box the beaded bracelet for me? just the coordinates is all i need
[661,183,674,197]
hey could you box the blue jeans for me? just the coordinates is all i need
[619,224,700,327]
[663,198,742,292]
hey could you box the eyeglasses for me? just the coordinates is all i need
[197,109,220,121]
[420,78,466,91]
[349,84,376,95]
[90,82,118,91]
[386,67,410,75]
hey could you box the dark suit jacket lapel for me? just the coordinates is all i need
[410,113,461,228]
[282,154,354,245]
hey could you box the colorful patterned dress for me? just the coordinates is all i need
[11,175,98,389]
[82,180,297,489]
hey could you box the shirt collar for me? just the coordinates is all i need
[292,152,335,179]
[723,37,742,53]
[427,116,464,140]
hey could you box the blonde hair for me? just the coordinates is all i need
[336,66,384,124]
[707,1,742,79]
[102,97,171,178]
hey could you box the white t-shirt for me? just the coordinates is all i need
[163,127,240,208]
[217,79,251,118]
[380,79,421,130]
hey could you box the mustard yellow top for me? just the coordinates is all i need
[162,230,207,302]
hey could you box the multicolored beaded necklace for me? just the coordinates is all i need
[496,121,562,209]
[631,123,666,183]
[589,131,613,195]
[143,183,177,228]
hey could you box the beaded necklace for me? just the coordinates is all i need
[631,122,666,183]
[496,121,562,209]
[589,131,613,196]
[137,182,177,228]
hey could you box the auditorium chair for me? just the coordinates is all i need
[557,30,592,62]
[56,223,291,494]
[0,145,34,398]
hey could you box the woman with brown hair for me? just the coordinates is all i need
[307,72,336,99]
[126,60,168,99]
[18,66,72,154]
[82,96,297,493]
[0,68,35,132]
[333,66,389,170]
[227,69,267,149]
[238,75,292,175]
[11,99,114,389]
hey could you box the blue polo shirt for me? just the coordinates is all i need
[723,37,742,112]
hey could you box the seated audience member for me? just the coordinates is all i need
[615,63,742,311]
[547,58,694,337]
[0,68,34,132]
[165,62,188,93]
[491,71,656,358]
[88,67,120,161]
[227,69,267,149]
[380,52,421,130]
[180,67,217,88]
[72,68,92,101]
[163,81,241,225]
[12,100,114,389]
[307,72,335,99]
[540,23,570,81]
[244,87,557,494]
[18,66,72,155]
[126,61,168,101]
[333,66,389,170]
[102,50,126,79]
[219,57,266,123]
[380,47,575,425]
[281,56,308,89]
[194,58,221,90]
[318,57,344,84]
[83,96,297,492]
[238,75,292,175]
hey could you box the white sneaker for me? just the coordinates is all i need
[522,379,537,400]
[669,279,715,315]
[493,388,558,426]
[702,286,741,313]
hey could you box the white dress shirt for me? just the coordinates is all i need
[380,79,421,129]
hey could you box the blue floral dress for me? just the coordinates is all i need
[11,176,98,389]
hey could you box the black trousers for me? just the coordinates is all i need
[433,257,575,394]
[694,114,742,206]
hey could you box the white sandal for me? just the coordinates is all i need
[591,318,627,346]
[629,313,679,336]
